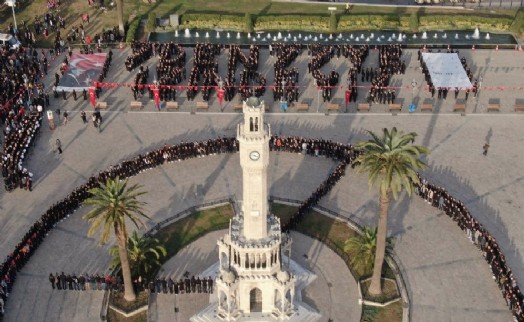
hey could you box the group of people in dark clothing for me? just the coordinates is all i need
[147,275,214,295]
[1,45,52,192]
[366,44,404,105]
[49,272,122,291]
[415,174,524,321]
[309,44,341,102]
[271,43,301,104]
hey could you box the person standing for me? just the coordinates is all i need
[63,111,69,125]
[483,143,490,156]
[56,139,63,154]
[81,111,87,124]
[49,273,56,289]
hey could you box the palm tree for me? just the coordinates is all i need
[344,226,393,276]
[83,177,149,301]
[110,231,166,279]
[116,0,124,34]
[355,127,429,295]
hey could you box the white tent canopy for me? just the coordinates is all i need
[421,53,472,89]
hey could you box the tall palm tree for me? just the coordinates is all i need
[83,177,149,301]
[110,231,166,280]
[355,127,429,295]
[344,226,393,276]
[116,0,124,34]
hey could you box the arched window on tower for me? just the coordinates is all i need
[250,117,254,131]
[255,117,259,131]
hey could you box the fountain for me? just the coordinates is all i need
[329,34,333,39]
[455,33,459,39]
[388,37,392,42]
[175,30,179,37]
[248,33,251,38]
[320,34,323,39]
[278,32,282,39]
[257,33,261,39]
[237,32,240,39]
[252,38,256,42]
[433,33,438,39]
[267,33,271,39]
[397,33,403,41]
[350,34,354,39]
[366,37,370,42]
[288,33,291,38]
[421,32,428,39]
[195,32,200,37]
[184,29,190,38]
[381,35,385,39]
[413,34,417,39]
[314,36,318,41]
[227,32,230,38]
[205,32,209,38]
[472,27,480,39]
[217,31,220,38]
[355,37,360,42]
[273,36,277,41]
[339,33,343,38]
[299,34,302,39]
[377,38,381,42]
[486,33,490,40]
[466,35,470,39]
[294,36,297,42]
[392,33,396,39]
[370,33,374,39]
[442,33,447,39]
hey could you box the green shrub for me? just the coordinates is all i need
[255,15,331,32]
[338,15,399,31]
[180,14,245,31]
[337,15,370,31]
[125,16,141,43]
[146,12,157,33]
[510,9,524,35]
[244,13,254,33]
[409,12,419,32]
[329,14,338,33]
[419,14,512,31]
[369,15,399,29]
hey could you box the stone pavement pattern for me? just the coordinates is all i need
[1,47,524,321]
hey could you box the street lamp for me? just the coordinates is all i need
[5,0,18,33]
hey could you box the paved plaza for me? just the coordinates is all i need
[1,47,524,321]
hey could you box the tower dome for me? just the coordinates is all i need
[246,96,261,108]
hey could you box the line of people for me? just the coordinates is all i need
[148,275,214,295]
[414,175,524,322]
[272,43,301,104]
[308,44,340,102]
[366,44,403,105]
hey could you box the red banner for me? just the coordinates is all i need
[89,87,96,107]
[345,90,352,108]
[153,88,160,110]
[217,89,225,106]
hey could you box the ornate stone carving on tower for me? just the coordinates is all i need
[191,97,320,322]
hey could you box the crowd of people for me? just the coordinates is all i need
[308,44,340,102]
[147,275,214,295]
[49,272,122,291]
[271,43,301,104]
[414,175,524,321]
[366,44,404,105]
[187,43,221,101]
[0,44,52,192]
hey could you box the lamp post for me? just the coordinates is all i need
[5,0,18,33]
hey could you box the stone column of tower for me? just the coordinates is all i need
[237,97,271,240]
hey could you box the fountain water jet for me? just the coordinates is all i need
[421,32,428,39]
[195,32,200,37]
[278,32,282,39]
[472,27,480,39]
[486,33,490,40]
[175,30,179,37]
[205,32,209,38]
[455,33,459,39]
[227,32,230,38]
[217,31,220,38]
[237,32,240,39]
[184,29,190,38]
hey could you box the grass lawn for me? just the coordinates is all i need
[361,301,403,322]
[154,203,234,259]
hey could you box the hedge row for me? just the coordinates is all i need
[176,12,516,34]
[125,16,142,43]
[255,15,331,32]
[180,14,245,31]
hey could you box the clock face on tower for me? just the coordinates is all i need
[249,151,260,161]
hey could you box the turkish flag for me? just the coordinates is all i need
[345,90,352,108]
[89,87,96,107]
[153,88,160,110]
[217,89,225,106]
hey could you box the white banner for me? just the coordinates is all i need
[421,53,472,89]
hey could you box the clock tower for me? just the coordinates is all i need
[237,96,270,240]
